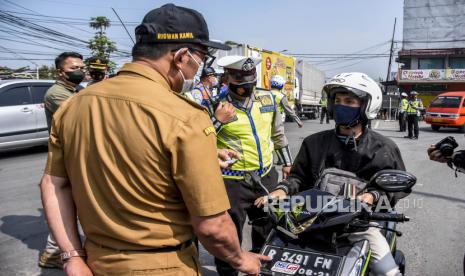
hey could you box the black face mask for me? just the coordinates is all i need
[229,83,255,97]
[90,71,105,82]
[64,70,85,85]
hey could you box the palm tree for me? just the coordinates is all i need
[89,16,110,36]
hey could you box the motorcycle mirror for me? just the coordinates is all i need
[369,170,416,192]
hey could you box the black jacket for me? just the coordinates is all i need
[286,128,409,204]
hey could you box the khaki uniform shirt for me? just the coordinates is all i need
[45,62,230,250]
[44,80,77,132]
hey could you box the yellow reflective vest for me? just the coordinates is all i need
[271,89,285,114]
[400,98,408,112]
[407,99,422,115]
[320,98,328,107]
[217,91,276,179]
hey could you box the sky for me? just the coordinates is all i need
[0,0,405,80]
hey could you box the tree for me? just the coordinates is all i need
[38,65,56,79]
[88,16,117,72]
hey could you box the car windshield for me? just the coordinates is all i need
[429,96,462,108]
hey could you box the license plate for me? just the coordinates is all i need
[261,245,342,276]
[432,118,442,123]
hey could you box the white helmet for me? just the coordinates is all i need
[323,72,382,122]
[270,75,286,89]
[401,92,408,97]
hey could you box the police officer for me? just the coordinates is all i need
[86,56,108,86]
[185,66,236,133]
[404,91,424,139]
[398,92,408,132]
[214,55,293,276]
[320,95,330,124]
[270,75,303,128]
[40,4,269,276]
[188,67,217,109]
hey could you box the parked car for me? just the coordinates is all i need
[0,79,55,152]
[425,91,465,132]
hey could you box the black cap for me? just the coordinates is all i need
[135,4,231,51]
[201,67,216,78]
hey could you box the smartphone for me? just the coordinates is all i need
[224,159,238,165]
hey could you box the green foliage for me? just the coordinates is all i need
[88,16,117,72]
[38,65,56,79]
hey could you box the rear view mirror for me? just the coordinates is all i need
[370,170,416,192]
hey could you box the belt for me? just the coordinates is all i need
[90,239,193,253]
[221,164,272,177]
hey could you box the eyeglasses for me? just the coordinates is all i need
[172,46,216,69]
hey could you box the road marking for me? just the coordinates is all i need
[374,120,380,129]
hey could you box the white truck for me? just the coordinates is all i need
[294,59,325,119]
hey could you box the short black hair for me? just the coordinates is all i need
[55,52,83,70]
[131,42,200,60]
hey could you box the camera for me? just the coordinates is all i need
[435,136,459,157]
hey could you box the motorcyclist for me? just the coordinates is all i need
[256,72,409,276]
[269,75,303,128]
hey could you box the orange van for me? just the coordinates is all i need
[425,91,465,132]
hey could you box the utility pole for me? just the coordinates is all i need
[111,8,135,45]
[385,18,397,93]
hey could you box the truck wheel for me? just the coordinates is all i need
[431,125,440,131]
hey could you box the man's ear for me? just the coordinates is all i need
[173,48,189,69]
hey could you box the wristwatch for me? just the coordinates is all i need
[60,249,87,262]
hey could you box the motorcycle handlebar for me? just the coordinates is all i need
[363,212,410,222]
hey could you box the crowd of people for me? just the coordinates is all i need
[35,3,464,276]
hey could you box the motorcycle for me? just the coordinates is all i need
[253,169,416,276]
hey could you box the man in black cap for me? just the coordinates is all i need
[40,4,269,276]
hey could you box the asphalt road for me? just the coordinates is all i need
[1,119,465,276]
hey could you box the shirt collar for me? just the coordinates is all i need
[56,80,77,92]
[118,62,171,91]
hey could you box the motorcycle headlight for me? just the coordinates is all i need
[348,257,365,276]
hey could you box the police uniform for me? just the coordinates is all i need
[44,4,232,275]
[398,94,408,132]
[405,91,423,139]
[270,88,303,127]
[214,56,293,276]
[320,97,330,124]
[87,57,108,86]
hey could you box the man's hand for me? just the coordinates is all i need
[232,251,271,276]
[215,102,236,123]
[357,193,375,205]
[427,145,449,163]
[282,166,291,180]
[218,149,241,169]
[254,189,287,208]
[63,257,93,276]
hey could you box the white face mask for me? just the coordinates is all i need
[176,50,203,93]
[211,77,219,87]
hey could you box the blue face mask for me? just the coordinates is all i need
[333,104,361,126]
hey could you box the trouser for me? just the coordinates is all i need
[320,107,330,123]
[44,233,60,253]
[407,114,419,138]
[348,224,401,276]
[85,240,200,276]
[398,112,406,132]
[215,167,279,276]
